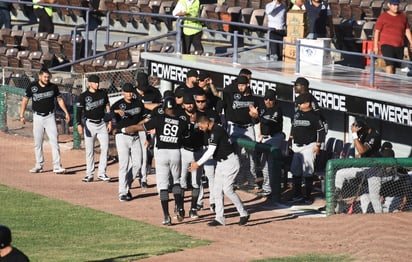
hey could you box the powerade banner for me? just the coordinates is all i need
[149,61,412,127]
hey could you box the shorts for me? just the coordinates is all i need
[381,44,404,67]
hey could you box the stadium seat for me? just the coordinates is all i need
[157,0,175,31]
[350,0,364,21]
[57,0,71,17]
[329,0,341,18]
[139,0,155,30]
[405,4,412,27]
[201,4,219,31]
[249,0,261,10]
[332,139,344,159]
[241,7,254,25]
[360,0,374,20]
[339,0,352,20]
[116,59,132,69]
[20,31,36,50]
[249,8,267,36]
[104,59,118,70]
[370,0,384,19]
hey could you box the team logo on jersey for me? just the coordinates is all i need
[158,108,164,115]
[208,133,215,144]
[119,103,126,111]
[179,115,187,121]
[85,96,93,103]
[234,93,241,100]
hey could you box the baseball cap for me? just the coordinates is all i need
[237,75,249,84]
[163,90,175,98]
[295,93,311,104]
[0,225,11,248]
[163,96,177,110]
[187,69,198,78]
[381,141,393,150]
[183,94,195,104]
[264,89,276,100]
[354,118,367,129]
[174,88,185,98]
[122,83,135,92]
[380,142,395,157]
[389,0,400,5]
[136,72,149,92]
[198,72,210,81]
[293,77,309,88]
[88,74,100,83]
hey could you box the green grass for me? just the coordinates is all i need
[253,254,352,262]
[0,184,209,262]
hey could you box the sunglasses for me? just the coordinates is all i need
[196,100,206,103]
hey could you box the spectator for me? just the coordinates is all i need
[264,0,286,61]
[373,0,412,74]
[0,1,12,29]
[173,0,204,54]
[304,0,334,39]
[291,0,306,10]
[33,0,55,33]
[19,67,70,174]
[0,225,29,262]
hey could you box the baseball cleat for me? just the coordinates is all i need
[97,174,111,182]
[207,220,223,227]
[29,167,43,173]
[119,194,132,202]
[239,215,250,226]
[176,209,185,222]
[189,208,199,219]
[162,216,172,226]
[210,204,216,213]
[82,176,93,182]
[141,181,148,188]
[53,167,66,174]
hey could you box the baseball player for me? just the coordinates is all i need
[189,115,250,226]
[0,225,29,261]
[289,93,326,204]
[111,83,145,201]
[19,67,70,174]
[178,94,205,218]
[250,89,284,197]
[194,92,221,212]
[175,69,204,98]
[123,97,188,226]
[76,75,112,182]
[221,75,261,190]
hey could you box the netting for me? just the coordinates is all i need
[326,158,412,216]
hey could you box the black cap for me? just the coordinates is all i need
[381,141,393,150]
[122,83,135,92]
[136,72,149,92]
[295,93,312,104]
[198,72,209,81]
[175,88,185,98]
[0,225,11,248]
[183,94,195,104]
[163,96,176,110]
[294,77,309,88]
[187,69,198,78]
[354,119,367,129]
[163,90,175,98]
[380,142,395,157]
[264,89,276,100]
[237,75,249,84]
[88,74,100,83]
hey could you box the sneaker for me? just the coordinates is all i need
[162,216,172,226]
[210,203,216,213]
[176,208,185,222]
[141,181,148,188]
[239,215,250,226]
[97,174,111,182]
[207,220,223,227]
[119,194,132,202]
[82,176,93,182]
[29,166,43,173]
[53,167,66,174]
[189,208,199,219]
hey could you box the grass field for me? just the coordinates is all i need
[0,184,209,261]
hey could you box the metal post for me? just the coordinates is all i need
[233,30,238,64]
[266,28,271,60]
[0,88,7,132]
[72,103,81,149]
[369,51,376,88]
[176,18,182,54]
[85,10,90,57]
[295,39,301,74]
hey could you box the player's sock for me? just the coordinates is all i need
[191,188,200,210]
[160,190,169,216]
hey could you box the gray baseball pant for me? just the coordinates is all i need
[84,120,109,178]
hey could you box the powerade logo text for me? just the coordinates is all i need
[310,90,347,112]
[223,75,276,96]
[151,62,189,82]
[366,101,412,126]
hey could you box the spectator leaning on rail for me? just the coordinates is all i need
[264,0,286,61]
[173,0,204,54]
[304,0,334,39]
[373,0,412,74]
[0,1,12,29]
[33,0,55,33]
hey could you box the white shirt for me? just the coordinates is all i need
[265,0,286,30]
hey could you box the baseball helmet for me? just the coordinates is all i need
[162,96,177,110]
[0,225,11,248]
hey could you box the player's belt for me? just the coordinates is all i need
[217,152,234,162]
[34,111,53,117]
[231,122,254,128]
[261,135,272,139]
[183,146,201,152]
[296,142,314,147]
[87,119,103,124]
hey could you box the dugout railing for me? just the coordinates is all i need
[325,157,412,216]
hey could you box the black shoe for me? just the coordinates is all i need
[257,190,271,197]
[176,209,185,222]
[196,204,203,211]
[207,220,223,227]
[189,208,199,219]
[239,215,250,226]
[162,216,172,226]
[82,176,93,182]
[119,194,132,202]
[127,190,132,199]
[141,181,148,188]
[210,204,215,213]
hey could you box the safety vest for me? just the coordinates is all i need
[33,0,53,17]
[180,0,202,36]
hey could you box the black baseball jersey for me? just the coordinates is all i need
[358,128,382,158]
[111,98,145,130]
[207,124,235,161]
[25,81,61,113]
[291,109,326,145]
[77,89,109,122]
[226,92,260,125]
[200,108,221,124]
[144,114,188,149]
[176,85,204,98]
[294,93,327,125]
[259,105,283,136]
[0,246,29,262]
[178,110,205,151]
[221,81,237,121]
